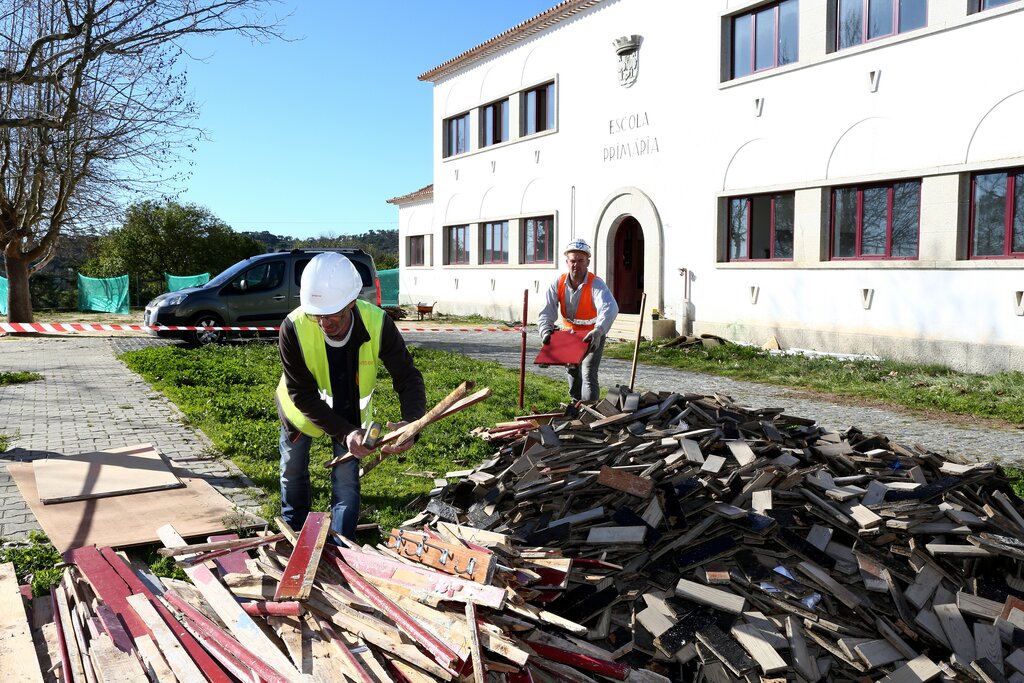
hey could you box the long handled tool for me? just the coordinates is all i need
[628,291,647,391]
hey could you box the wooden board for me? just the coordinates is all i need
[7,461,265,552]
[33,444,183,504]
[275,512,331,601]
[534,330,590,366]
[0,562,45,682]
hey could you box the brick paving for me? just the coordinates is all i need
[2,328,1022,542]
[0,335,263,540]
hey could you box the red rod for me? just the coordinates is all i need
[323,548,462,674]
[519,288,528,409]
[240,600,302,617]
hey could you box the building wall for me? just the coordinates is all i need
[398,0,1024,372]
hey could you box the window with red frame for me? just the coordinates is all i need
[831,180,920,259]
[731,0,799,79]
[727,193,795,260]
[445,225,470,265]
[970,169,1024,258]
[443,112,469,158]
[481,221,509,264]
[522,216,554,263]
[835,0,927,50]
[408,236,425,266]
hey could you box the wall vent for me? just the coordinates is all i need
[869,70,881,93]
[754,98,764,117]
[1015,291,1024,316]
[861,288,874,310]
[750,286,760,304]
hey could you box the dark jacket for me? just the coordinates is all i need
[276,306,426,442]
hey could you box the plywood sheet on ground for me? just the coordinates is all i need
[33,443,183,504]
[7,461,265,552]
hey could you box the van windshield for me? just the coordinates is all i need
[207,258,257,288]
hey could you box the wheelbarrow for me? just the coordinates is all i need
[415,302,437,320]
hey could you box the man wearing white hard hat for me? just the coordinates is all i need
[537,238,619,401]
[275,252,425,538]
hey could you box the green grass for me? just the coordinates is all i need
[604,340,1024,425]
[0,434,7,452]
[120,342,568,533]
[0,371,42,385]
[0,531,63,596]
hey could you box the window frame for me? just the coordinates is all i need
[408,236,425,267]
[726,192,796,261]
[444,224,470,265]
[480,221,509,264]
[521,82,555,137]
[731,0,799,79]
[443,112,470,158]
[521,215,555,264]
[969,168,1024,259]
[834,0,927,51]
[480,98,509,148]
[829,179,921,260]
[970,0,1017,12]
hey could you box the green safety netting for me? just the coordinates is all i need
[378,268,398,306]
[0,275,7,315]
[165,272,210,292]
[78,274,129,314]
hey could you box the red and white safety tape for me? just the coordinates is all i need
[1,322,525,334]
[0,322,278,333]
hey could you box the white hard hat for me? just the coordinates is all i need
[564,238,592,257]
[300,252,363,315]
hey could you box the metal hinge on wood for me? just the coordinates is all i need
[386,528,496,584]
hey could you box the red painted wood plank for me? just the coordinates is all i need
[95,603,134,653]
[50,593,73,683]
[240,600,302,617]
[206,533,249,576]
[275,512,330,601]
[63,546,150,641]
[97,546,234,683]
[164,590,292,683]
[527,641,630,680]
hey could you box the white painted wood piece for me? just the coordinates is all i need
[731,623,787,673]
[0,562,45,682]
[674,579,745,614]
[125,594,206,683]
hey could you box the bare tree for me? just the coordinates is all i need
[0,0,281,321]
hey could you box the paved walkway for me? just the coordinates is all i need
[2,329,1022,541]
[0,335,262,540]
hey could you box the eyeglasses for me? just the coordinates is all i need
[308,308,352,327]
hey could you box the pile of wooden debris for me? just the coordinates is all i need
[5,386,1024,682]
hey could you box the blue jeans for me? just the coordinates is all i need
[278,427,360,539]
[568,334,606,401]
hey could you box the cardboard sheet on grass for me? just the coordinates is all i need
[33,443,184,504]
[8,446,264,552]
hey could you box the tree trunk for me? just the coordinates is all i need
[4,248,34,323]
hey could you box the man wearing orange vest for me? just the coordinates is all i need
[537,238,619,401]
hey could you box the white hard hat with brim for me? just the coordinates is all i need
[300,252,363,315]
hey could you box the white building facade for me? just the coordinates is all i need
[390,0,1024,373]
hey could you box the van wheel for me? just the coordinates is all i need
[188,313,224,347]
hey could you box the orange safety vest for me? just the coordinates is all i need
[558,272,598,333]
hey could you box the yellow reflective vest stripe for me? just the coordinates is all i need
[275,300,384,438]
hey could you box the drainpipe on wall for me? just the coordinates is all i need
[679,267,693,335]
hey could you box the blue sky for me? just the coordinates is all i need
[171,1,557,240]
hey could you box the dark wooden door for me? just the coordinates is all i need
[612,217,644,314]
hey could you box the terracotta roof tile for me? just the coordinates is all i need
[386,183,433,205]
[418,0,606,83]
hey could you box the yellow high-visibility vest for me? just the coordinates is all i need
[275,300,384,437]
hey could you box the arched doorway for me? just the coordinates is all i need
[612,217,644,314]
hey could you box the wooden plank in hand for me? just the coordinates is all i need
[275,512,331,601]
